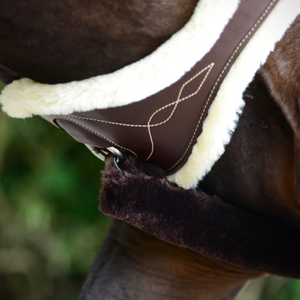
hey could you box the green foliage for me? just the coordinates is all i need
[260,278,300,300]
[0,82,111,299]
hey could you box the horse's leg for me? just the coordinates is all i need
[79,219,262,300]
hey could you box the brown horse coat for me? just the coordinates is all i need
[1,0,300,299]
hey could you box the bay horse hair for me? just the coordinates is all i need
[1,0,300,299]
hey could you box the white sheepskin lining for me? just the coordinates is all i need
[168,0,300,188]
[1,0,299,189]
[0,0,239,117]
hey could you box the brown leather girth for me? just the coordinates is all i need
[43,0,279,174]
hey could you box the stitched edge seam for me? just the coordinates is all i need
[167,0,276,172]
[146,63,214,160]
[66,64,214,128]
[51,63,214,161]
[49,116,137,157]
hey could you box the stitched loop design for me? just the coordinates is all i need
[52,63,214,161]
[167,0,277,171]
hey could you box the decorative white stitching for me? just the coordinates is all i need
[146,63,214,160]
[49,116,137,157]
[51,0,277,169]
[167,0,277,171]
[67,63,214,128]
[56,63,214,160]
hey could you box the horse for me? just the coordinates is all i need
[1,0,300,299]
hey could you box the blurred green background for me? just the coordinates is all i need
[0,81,300,300]
[0,81,112,299]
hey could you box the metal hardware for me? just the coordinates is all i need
[85,144,107,161]
[106,147,126,163]
[113,156,124,174]
[85,144,126,173]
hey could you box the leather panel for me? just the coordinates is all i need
[45,0,279,173]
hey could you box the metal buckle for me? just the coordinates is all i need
[85,144,126,173]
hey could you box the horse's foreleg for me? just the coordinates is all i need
[78,219,261,300]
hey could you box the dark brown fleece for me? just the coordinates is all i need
[99,155,300,278]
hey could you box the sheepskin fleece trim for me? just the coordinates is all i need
[0,0,239,118]
[100,156,300,278]
[168,0,300,189]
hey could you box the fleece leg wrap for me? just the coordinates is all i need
[99,156,300,278]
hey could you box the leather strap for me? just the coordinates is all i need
[44,0,279,173]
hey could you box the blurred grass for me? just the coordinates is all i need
[236,276,300,300]
[0,81,300,299]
